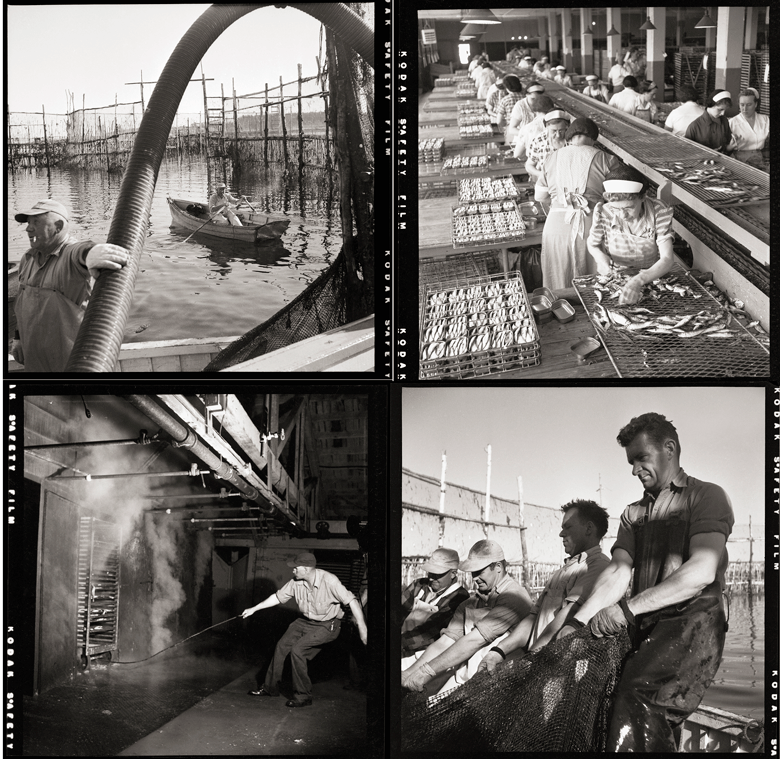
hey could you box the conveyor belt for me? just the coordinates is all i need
[543,83,770,254]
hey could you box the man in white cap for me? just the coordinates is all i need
[242,551,367,708]
[208,182,244,226]
[518,55,534,72]
[583,74,609,103]
[12,199,129,372]
[401,540,532,695]
[401,548,470,670]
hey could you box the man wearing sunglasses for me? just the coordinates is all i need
[402,540,532,695]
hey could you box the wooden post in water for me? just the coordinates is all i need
[232,79,240,169]
[280,76,288,170]
[41,105,51,174]
[748,515,753,596]
[7,106,14,173]
[483,444,491,526]
[263,84,269,167]
[82,95,86,147]
[297,63,304,171]
[517,476,531,591]
[323,90,331,170]
[439,451,447,514]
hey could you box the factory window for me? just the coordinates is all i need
[458,44,470,65]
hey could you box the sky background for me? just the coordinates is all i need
[7,5,324,117]
[402,387,767,526]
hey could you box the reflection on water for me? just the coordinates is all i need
[704,591,764,720]
[7,159,341,344]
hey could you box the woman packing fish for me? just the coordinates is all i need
[586,165,675,305]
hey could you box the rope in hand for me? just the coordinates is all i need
[112,615,241,664]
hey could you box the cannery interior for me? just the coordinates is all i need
[416,8,769,380]
[18,392,375,756]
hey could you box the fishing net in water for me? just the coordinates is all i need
[401,627,632,752]
[204,3,373,371]
[204,248,350,369]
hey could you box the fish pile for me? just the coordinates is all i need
[421,278,537,361]
[419,138,445,163]
[458,113,492,126]
[442,154,489,172]
[456,83,478,98]
[578,269,767,343]
[459,124,496,138]
[458,176,519,202]
[457,102,488,115]
[452,203,525,246]
[654,161,761,197]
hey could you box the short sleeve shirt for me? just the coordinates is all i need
[496,92,524,125]
[665,102,706,137]
[527,132,557,170]
[611,468,734,590]
[588,197,674,266]
[442,572,531,644]
[528,546,610,647]
[684,111,732,152]
[728,112,769,151]
[275,568,356,621]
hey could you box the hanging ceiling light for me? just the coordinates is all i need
[461,8,501,25]
[460,23,481,39]
[695,9,716,29]
[607,23,620,36]
[639,16,656,31]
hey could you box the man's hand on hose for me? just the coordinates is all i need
[403,662,436,692]
[477,650,504,674]
[589,603,628,637]
[241,607,256,619]
[85,243,129,279]
[357,622,368,646]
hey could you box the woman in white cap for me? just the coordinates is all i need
[582,74,609,103]
[506,82,545,145]
[727,88,769,151]
[553,65,573,88]
[535,118,621,290]
[525,109,570,182]
[684,89,733,152]
[587,164,675,305]
[512,94,555,161]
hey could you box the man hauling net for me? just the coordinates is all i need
[402,412,733,752]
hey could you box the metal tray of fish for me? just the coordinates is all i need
[572,265,769,378]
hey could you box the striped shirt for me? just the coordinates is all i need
[496,92,524,126]
[485,85,504,118]
[588,197,674,264]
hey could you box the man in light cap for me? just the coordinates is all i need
[12,199,129,372]
[242,551,367,708]
[401,540,531,695]
[401,548,470,670]
[208,182,244,226]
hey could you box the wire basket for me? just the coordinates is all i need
[420,272,541,380]
[452,199,526,248]
[572,266,769,378]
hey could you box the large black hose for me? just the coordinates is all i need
[66,4,373,372]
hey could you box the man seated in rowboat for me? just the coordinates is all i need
[208,182,244,226]
[477,499,610,672]
[556,412,734,752]
[12,199,129,372]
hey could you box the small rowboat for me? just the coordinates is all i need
[167,197,290,243]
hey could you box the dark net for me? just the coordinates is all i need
[401,627,632,752]
[204,249,349,370]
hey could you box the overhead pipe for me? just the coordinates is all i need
[66,4,374,372]
[53,468,210,481]
[25,430,158,450]
[124,395,275,514]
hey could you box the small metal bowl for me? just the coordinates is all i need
[530,294,552,323]
[570,337,601,363]
[532,287,555,303]
[551,298,576,323]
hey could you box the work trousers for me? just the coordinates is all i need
[264,617,341,698]
[606,583,726,752]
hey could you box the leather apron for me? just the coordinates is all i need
[606,506,727,752]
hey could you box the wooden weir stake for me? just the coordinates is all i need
[41,105,50,173]
[279,76,289,170]
[517,476,530,591]
[297,63,304,171]
[263,84,269,167]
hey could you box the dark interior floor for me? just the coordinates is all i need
[23,631,367,756]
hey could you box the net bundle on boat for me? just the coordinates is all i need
[205,3,373,371]
[401,627,632,752]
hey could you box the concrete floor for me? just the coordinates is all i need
[23,633,367,756]
[119,670,366,755]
